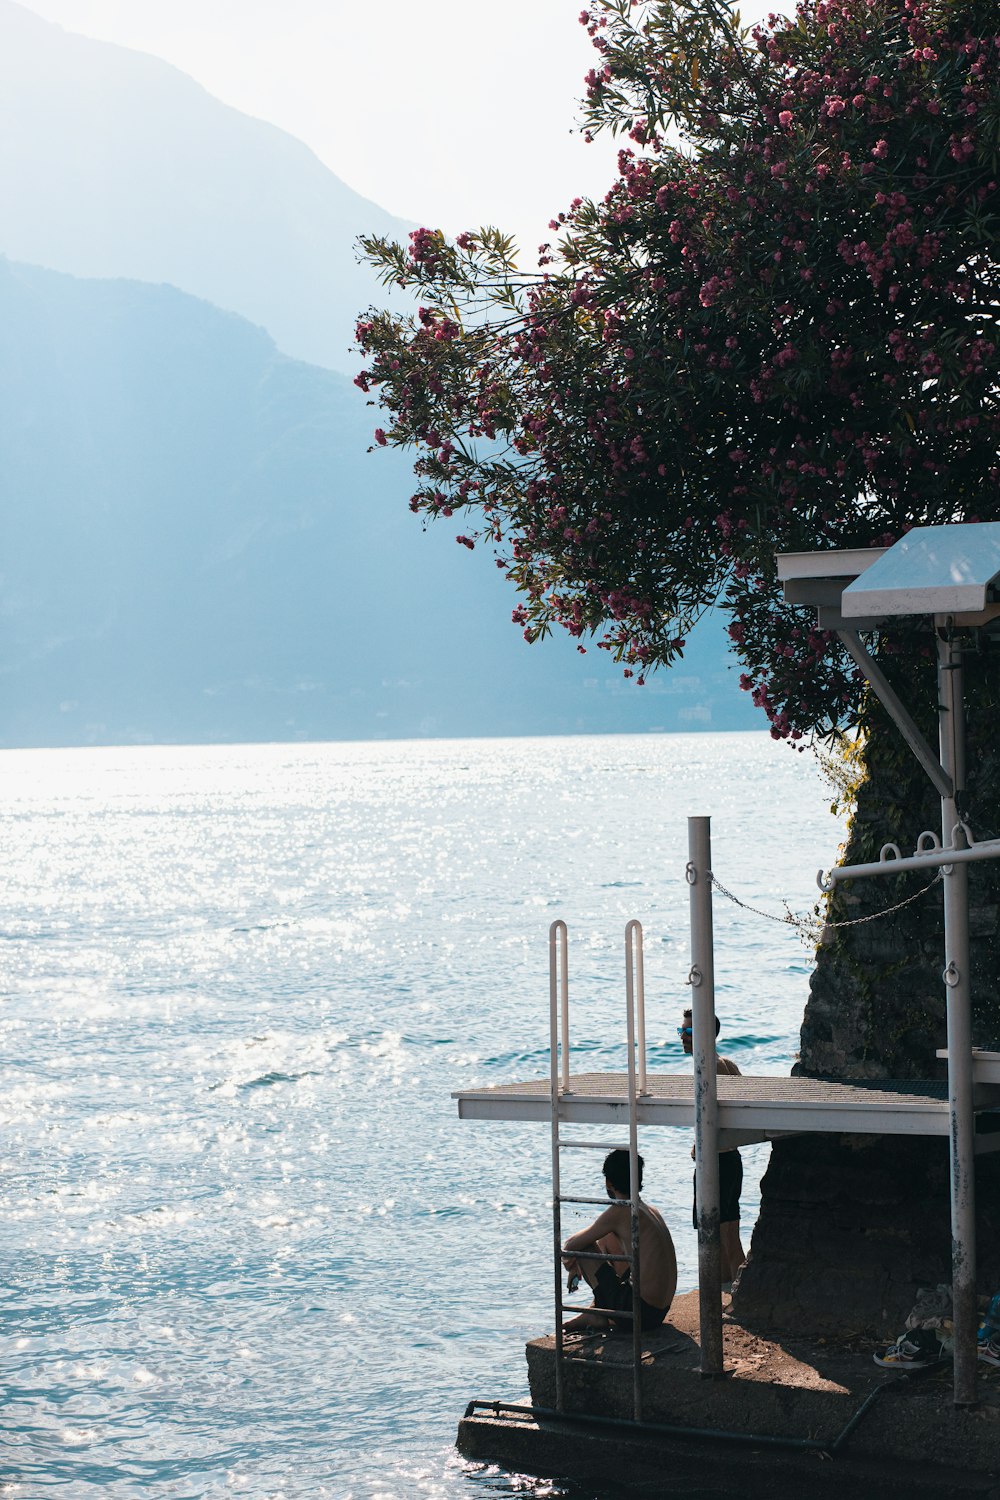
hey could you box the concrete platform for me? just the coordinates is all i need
[456,1292,1000,1497]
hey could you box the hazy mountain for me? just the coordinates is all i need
[0,259,756,747]
[0,0,411,375]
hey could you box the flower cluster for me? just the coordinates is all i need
[356,0,1000,740]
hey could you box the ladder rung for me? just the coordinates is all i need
[567,1303,635,1319]
[559,1293,634,1311]
[559,1353,640,1363]
[558,1194,627,1207]
[557,1194,640,1207]
[557,1139,629,1151]
[562,1249,630,1262]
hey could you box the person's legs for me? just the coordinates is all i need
[563,1307,611,1330]
[596,1231,627,1272]
[718,1150,745,1284]
[720,1219,746,1284]
[575,1243,624,1293]
[564,1258,628,1332]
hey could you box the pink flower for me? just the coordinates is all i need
[778,110,793,128]
[374,428,387,446]
[408,227,441,266]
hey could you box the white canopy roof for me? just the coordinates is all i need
[841,522,1000,619]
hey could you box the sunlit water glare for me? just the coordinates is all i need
[0,734,846,1497]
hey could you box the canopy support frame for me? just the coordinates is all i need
[826,618,979,1406]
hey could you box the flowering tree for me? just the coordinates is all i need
[356,0,1000,741]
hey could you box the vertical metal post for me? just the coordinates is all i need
[549,919,569,1094]
[624,939,643,1422]
[549,920,567,1412]
[687,816,723,1376]
[625,920,648,1095]
[937,629,977,1406]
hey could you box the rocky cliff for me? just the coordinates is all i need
[734,641,1000,1335]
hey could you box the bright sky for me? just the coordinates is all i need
[16,0,638,255]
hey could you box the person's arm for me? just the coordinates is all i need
[562,1204,626,1268]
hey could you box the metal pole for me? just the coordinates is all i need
[937,629,977,1406]
[549,920,567,1412]
[837,628,953,799]
[624,945,643,1422]
[821,835,1000,887]
[626,920,648,1095]
[550,920,570,1094]
[687,816,723,1376]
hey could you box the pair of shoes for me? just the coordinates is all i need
[873,1328,943,1369]
[978,1333,1000,1367]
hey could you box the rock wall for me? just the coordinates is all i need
[733,641,1000,1336]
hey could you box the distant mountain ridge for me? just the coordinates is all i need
[0,7,759,746]
[0,0,411,375]
[0,259,757,747]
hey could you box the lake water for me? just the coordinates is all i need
[0,733,845,1498]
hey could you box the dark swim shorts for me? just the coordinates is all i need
[691,1148,743,1230]
[593,1260,667,1331]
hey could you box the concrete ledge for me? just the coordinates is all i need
[457,1293,1000,1494]
[457,1406,1000,1499]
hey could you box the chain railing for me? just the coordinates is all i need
[708,868,943,945]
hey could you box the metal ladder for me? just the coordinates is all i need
[548,918,648,1422]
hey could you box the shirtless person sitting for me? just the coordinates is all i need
[561,1149,677,1332]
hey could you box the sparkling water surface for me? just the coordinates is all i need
[1,733,846,1498]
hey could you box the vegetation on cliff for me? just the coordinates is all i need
[358,0,1000,744]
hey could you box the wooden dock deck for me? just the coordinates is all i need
[455,1071,1000,1149]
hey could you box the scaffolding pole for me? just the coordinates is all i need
[687,816,723,1376]
[938,628,977,1407]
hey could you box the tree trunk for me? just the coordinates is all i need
[732,645,1000,1337]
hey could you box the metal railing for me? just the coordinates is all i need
[549,918,648,1422]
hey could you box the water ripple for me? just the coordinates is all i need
[0,734,844,1498]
